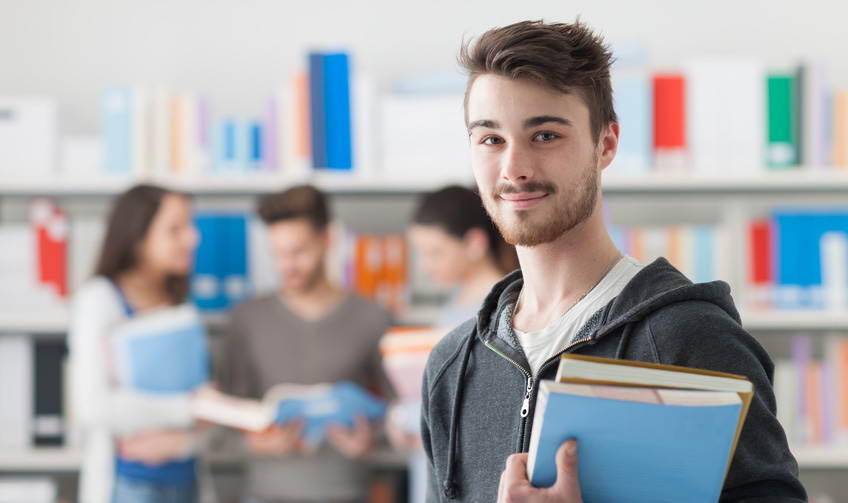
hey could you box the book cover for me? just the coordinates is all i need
[102,88,133,175]
[32,339,66,446]
[0,96,57,178]
[799,61,829,168]
[748,219,774,308]
[110,304,210,393]
[309,52,328,169]
[652,74,687,171]
[610,71,652,175]
[684,57,764,173]
[191,380,386,445]
[767,73,798,168]
[322,52,353,170]
[527,380,743,502]
[0,335,33,449]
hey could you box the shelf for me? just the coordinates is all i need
[0,305,443,334]
[791,445,848,469]
[5,170,848,197]
[0,446,406,473]
[0,173,477,197]
[0,448,83,472]
[740,310,848,331]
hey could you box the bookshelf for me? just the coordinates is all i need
[6,170,848,197]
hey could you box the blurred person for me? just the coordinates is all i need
[225,185,393,503]
[389,185,517,503]
[68,184,209,503]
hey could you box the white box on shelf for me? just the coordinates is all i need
[0,97,57,178]
[60,135,103,177]
[0,335,34,450]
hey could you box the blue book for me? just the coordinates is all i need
[322,52,353,170]
[191,214,225,312]
[192,380,387,446]
[110,304,210,393]
[611,73,652,174]
[693,225,714,284]
[309,52,328,169]
[222,214,249,307]
[249,121,263,171]
[191,213,250,313]
[101,87,133,175]
[528,354,752,502]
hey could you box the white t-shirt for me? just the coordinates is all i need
[514,255,644,375]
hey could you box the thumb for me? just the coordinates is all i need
[551,440,582,500]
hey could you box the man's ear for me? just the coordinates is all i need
[599,121,620,171]
[464,228,490,262]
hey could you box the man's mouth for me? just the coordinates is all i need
[499,192,547,209]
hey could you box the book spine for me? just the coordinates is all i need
[652,74,687,171]
[322,52,353,170]
[767,73,798,168]
[102,87,133,175]
[309,53,328,169]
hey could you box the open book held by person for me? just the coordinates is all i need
[190,380,386,445]
[526,354,753,502]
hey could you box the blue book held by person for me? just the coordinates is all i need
[527,354,752,503]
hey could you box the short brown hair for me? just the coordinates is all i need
[258,184,330,231]
[458,19,617,142]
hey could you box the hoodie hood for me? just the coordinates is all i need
[475,257,741,360]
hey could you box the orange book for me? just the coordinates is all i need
[355,235,382,300]
[382,234,408,314]
[629,228,645,264]
[807,362,823,444]
[833,91,848,168]
[667,226,682,271]
[838,340,848,434]
[171,96,184,174]
[294,72,312,163]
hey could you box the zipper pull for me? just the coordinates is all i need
[520,376,534,417]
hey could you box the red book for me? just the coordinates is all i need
[749,220,773,285]
[30,199,68,299]
[653,74,686,169]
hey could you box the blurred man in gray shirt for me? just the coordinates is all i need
[225,185,393,503]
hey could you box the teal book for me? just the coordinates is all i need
[767,73,798,168]
[527,354,752,502]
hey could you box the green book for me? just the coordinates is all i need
[767,74,798,168]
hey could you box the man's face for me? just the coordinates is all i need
[267,218,328,292]
[466,75,612,247]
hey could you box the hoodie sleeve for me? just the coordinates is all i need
[644,299,807,503]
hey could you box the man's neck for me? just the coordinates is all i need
[279,275,345,322]
[512,211,619,333]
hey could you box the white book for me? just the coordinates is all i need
[800,61,829,169]
[0,97,57,178]
[685,57,765,175]
[131,86,150,179]
[351,73,379,179]
[0,335,33,449]
[150,87,172,179]
[773,359,797,445]
[0,478,57,503]
[381,94,471,183]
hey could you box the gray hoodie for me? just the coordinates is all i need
[421,258,806,502]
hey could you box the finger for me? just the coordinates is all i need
[550,439,582,501]
[501,453,530,487]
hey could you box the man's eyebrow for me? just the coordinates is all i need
[523,115,573,129]
[467,119,500,132]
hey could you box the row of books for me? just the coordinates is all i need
[190,213,410,315]
[774,333,848,447]
[612,60,837,174]
[608,223,731,285]
[747,209,848,310]
[0,335,67,449]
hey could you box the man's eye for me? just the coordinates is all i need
[482,136,504,145]
[535,132,558,142]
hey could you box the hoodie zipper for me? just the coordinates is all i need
[484,334,597,451]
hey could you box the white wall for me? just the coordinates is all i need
[1,0,845,134]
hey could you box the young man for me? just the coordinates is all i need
[420,20,807,502]
[225,185,393,503]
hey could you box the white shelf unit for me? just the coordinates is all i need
[4,170,848,197]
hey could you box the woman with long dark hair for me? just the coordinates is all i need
[68,184,208,503]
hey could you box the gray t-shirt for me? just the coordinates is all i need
[225,293,393,502]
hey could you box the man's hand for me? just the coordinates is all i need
[245,420,306,457]
[497,440,583,503]
[117,430,194,466]
[325,414,377,459]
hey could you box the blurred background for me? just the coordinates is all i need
[2,0,848,501]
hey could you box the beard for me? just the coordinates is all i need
[481,154,600,248]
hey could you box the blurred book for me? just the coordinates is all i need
[0,96,57,179]
[109,304,210,393]
[191,380,386,445]
[0,478,57,503]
